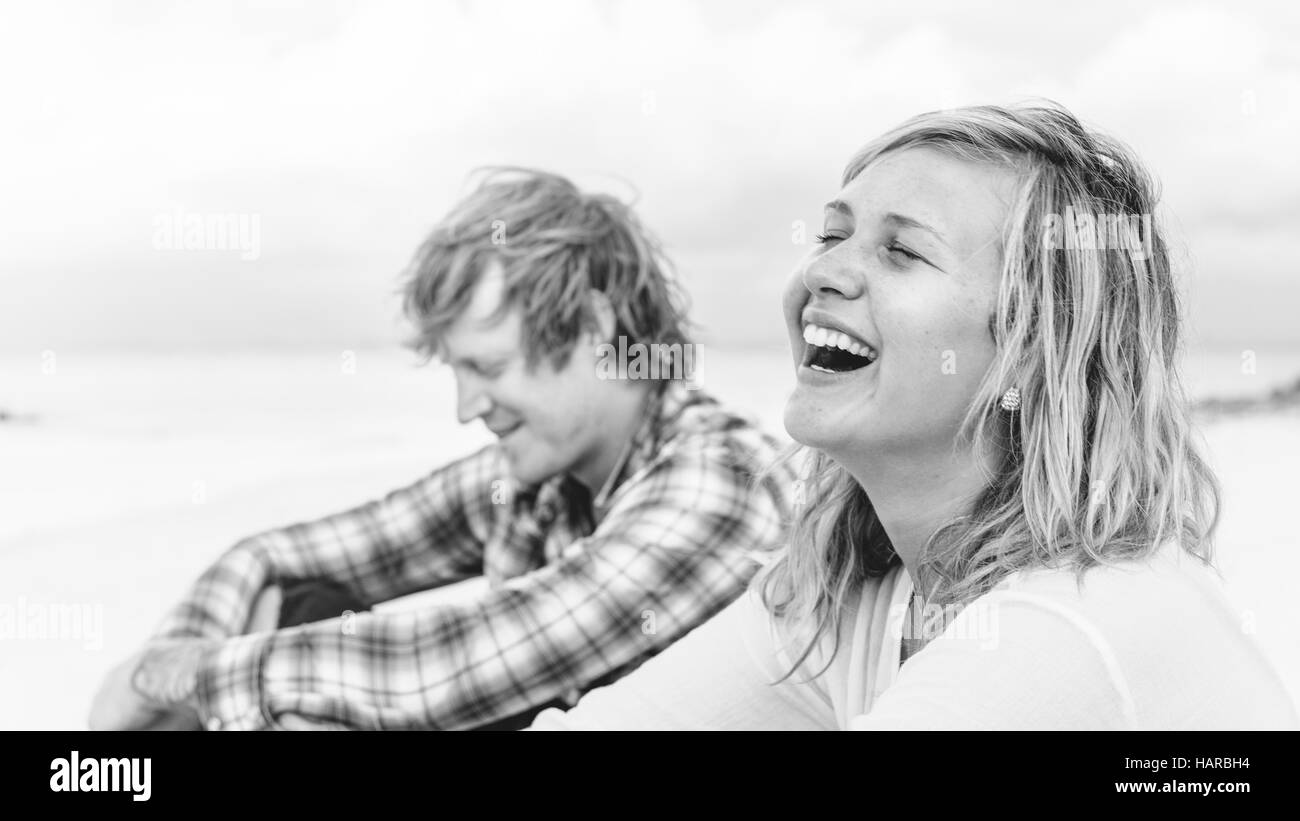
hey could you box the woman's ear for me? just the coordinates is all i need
[588,289,618,345]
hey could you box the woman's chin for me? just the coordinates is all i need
[783,396,848,451]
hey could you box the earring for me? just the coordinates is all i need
[999,386,1021,412]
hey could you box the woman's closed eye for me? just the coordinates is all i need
[881,241,927,267]
[815,232,930,268]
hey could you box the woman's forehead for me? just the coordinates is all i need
[836,146,1015,253]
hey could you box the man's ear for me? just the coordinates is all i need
[587,289,618,345]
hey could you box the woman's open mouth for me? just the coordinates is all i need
[801,322,878,374]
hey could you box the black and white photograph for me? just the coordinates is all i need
[2,0,1297,768]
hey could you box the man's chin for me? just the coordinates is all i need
[502,454,554,487]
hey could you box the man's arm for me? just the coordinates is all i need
[188,437,793,730]
[91,445,505,730]
[151,444,503,643]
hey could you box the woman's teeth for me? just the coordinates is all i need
[802,323,878,373]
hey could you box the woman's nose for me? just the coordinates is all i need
[801,251,865,301]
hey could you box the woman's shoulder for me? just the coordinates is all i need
[962,544,1299,729]
[989,542,1222,617]
[849,545,1297,730]
[976,543,1245,665]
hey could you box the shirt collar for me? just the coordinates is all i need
[591,381,673,511]
[522,380,703,519]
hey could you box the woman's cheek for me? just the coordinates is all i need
[782,271,808,359]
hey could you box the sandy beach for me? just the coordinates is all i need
[1,348,1297,729]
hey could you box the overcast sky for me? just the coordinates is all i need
[2,0,1297,353]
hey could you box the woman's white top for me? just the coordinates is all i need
[530,544,1299,729]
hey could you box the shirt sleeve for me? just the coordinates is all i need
[528,588,837,730]
[152,446,501,644]
[191,435,794,730]
[848,591,1137,730]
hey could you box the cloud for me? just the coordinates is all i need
[1,0,1296,350]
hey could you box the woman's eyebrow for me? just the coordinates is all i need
[883,212,949,247]
[823,201,951,249]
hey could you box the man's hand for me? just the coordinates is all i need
[88,639,213,731]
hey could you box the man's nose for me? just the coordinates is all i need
[455,373,492,424]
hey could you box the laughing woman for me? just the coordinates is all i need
[529,103,1299,730]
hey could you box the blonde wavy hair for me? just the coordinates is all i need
[756,102,1221,674]
[401,167,692,371]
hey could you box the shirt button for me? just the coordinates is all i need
[205,717,223,732]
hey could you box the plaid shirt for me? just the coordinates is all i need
[152,381,795,730]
